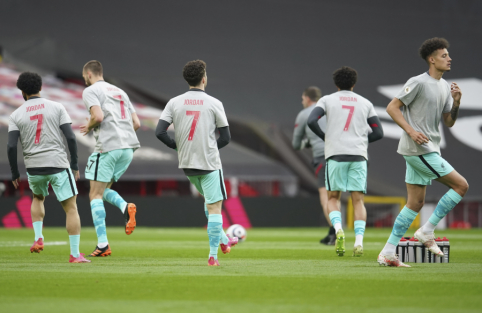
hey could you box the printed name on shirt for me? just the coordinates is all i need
[26,104,45,112]
[184,99,204,105]
[107,87,120,92]
[339,96,357,102]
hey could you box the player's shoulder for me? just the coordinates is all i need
[351,92,372,105]
[203,92,223,106]
[406,72,429,85]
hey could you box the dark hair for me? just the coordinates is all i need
[419,38,449,62]
[303,86,322,102]
[183,60,206,86]
[83,60,103,76]
[333,66,357,90]
[16,72,42,96]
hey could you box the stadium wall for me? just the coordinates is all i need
[0,196,329,228]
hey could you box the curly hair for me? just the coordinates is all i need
[16,72,42,96]
[333,66,357,90]
[183,60,206,86]
[419,38,450,62]
[303,86,322,102]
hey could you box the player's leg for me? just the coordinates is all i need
[346,161,368,256]
[315,160,335,244]
[326,159,348,256]
[421,169,468,233]
[206,200,223,266]
[49,169,89,262]
[27,173,49,253]
[351,191,366,256]
[106,149,137,235]
[378,183,424,267]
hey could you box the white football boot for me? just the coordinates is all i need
[414,228,444,256]
[377,253,411,267]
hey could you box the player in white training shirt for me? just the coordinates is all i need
[292,87,337,245]
[7,72,89,263]
[80,60,141,257]
[308,66,384,257]
[378,38,468,267]
[156,60,238,266]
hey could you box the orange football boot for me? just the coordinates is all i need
[124,203,137,235]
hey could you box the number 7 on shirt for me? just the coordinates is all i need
[186,111,201,141]
[342,105,355,131]
[30,114,43,144]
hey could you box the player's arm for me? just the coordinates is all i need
[367,116,384,143]
[60,123,79,181]
[155,119,177,150]
[307,106,326,141]
[217,126,231,149]
[386,98,429,145]
[80,106,104,136]
[292,113,306,150]
[7,130,21,188]
[442,82,462,128]
[131,112,141,131]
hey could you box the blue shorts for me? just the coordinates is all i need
[326,159,367,194]
[27,169,78,202]
[187,169,227,204]
[85,149,134,183]
[404,152,454,186]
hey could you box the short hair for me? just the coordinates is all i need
[303,86,322,102]
[419,38,450,62]
[183,60,206,86]
[83,60,103,76]
[16,72,42,96]
[333,66,357,90]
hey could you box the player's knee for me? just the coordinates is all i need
[457,179,469,196]
[32,194,44,201]
[411,199,424,211]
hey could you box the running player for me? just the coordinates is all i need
[292,87,335,245]
[308,66,384,257]
[378,38,468,267]
[80,60,141,257]
[155,60,238,266]
[7,72,90,263]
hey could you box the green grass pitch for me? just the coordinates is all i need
[1,227,481,313]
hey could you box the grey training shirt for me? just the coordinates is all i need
[292,104,326,158]
[396,72,452,156]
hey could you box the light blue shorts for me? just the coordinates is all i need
[27,169,78,202]
[326,159,367,194]
[187,169,227,204]
[404,152,454,186]
[85,149,134,183]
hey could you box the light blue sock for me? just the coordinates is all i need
[428,189,462,226]
[204,204,229,245]
[354,220,366,236]
[91,199,108,246]
[103,188,128,213]
[32,221,43,241]
[329,211,342,229]
[387,206,418,245]
[207,214,223,259]
[69,235,80,258]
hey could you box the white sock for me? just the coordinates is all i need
[354,234,363,247]
[334,223,342,233]
[381,242,396,255]
[98,242,108,249]
[422,221,436,234]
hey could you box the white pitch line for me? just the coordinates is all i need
[0,241,67,247]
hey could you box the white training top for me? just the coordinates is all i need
[316,90,377,160]
[160,89,229,171]
[396,72,453,156]
[83,81,140,153]
[8,97,71,169]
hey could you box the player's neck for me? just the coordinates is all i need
[190,85,205,91]
[90,76,105,85]
[428,67,444,80]
[26,93,41,100]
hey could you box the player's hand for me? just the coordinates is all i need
[409,130,429,145]
[72,170,80,181]
[12,177,20,189]
[451,83,462,104]
[80,117,91,136]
